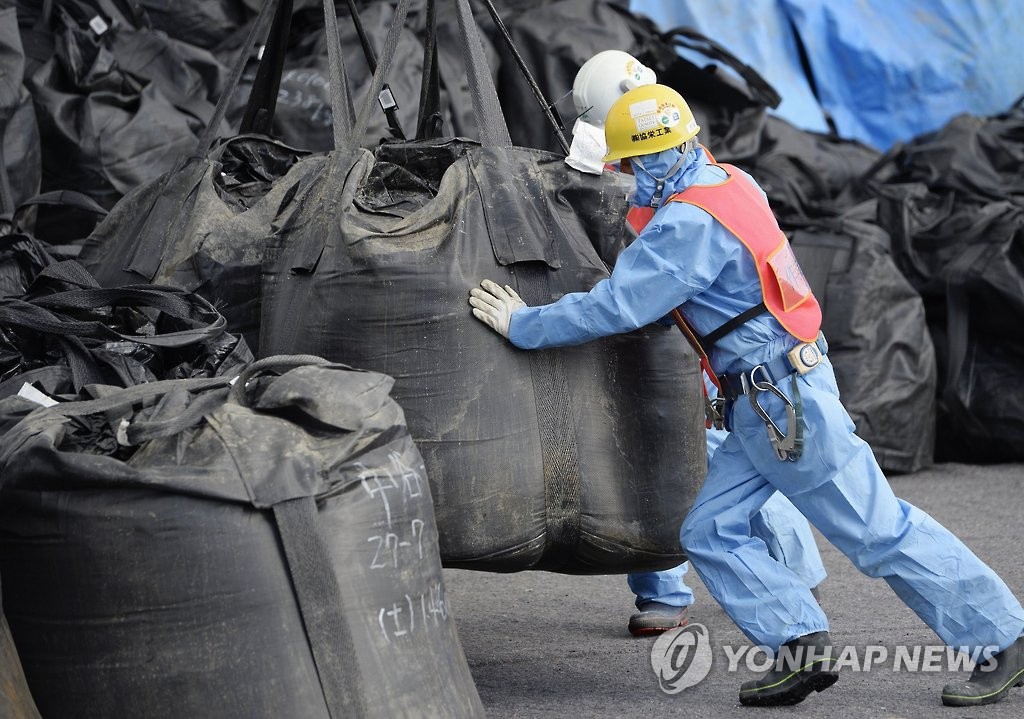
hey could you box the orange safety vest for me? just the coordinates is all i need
[665,163,822,344]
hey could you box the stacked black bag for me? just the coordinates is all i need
[871,97,1024,462]
[0,356,485,718]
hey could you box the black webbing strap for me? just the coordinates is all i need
[517,267,582,566]
[343,0,406,140]
[699,302,768,348]
[530,348,583,564]
[414,0,443,140]
[343,0,413,152]
[273,497,365,719]
[453,0,512,148]
[239,0,293,136]
[475,0,570,154]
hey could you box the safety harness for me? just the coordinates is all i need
[628,158,826,460]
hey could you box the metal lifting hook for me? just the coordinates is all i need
[747,365,802,461]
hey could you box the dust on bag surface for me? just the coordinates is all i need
[259,139,706,574]
[0,357,484,719]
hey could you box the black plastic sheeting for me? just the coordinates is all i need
[870,98,1024,462]
[0,261,252,437]
[0,358,484,718]
[259,139,706,573]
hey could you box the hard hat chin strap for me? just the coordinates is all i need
[631,152,690,209]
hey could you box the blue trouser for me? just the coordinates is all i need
[681,357,1024,653]
[628,428,827,608]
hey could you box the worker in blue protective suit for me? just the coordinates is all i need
[626,380,827,636]
[470,83,1024,708]
[568,51,827,638]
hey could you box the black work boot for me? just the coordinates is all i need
[739,631,838,706]
[942,635,1024,707]
[627,601,689,636]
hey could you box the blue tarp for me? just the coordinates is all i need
[630,0,1024,150]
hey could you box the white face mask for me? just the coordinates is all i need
[564,118,607,176]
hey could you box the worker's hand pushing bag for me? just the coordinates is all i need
[469,280,527,339]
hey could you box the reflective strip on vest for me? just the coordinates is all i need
[666,164,822,343]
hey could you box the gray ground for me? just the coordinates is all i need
[446,462,1024,718]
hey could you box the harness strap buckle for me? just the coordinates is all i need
[704,394,726,431]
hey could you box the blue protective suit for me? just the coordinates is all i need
[508,146,1024,652]
[627,423,827,609]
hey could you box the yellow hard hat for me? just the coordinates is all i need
[602,84,700,162]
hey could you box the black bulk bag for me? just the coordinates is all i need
[789,202,936,473]
[868,100,1024,462]
[23,1,229,211]
[260,0,705,573]
[78,0,324,352]
[0,357,484,719]
[78,133,321,351]
[876,183,1024,462]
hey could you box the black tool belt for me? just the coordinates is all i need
[717,333,828,402]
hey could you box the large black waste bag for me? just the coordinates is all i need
[719,115,882,220]
[875,183,1024,462]
[0,357,484,719]
[79,134,321,351]
[789,201,936,473]
[260,0,705,573]
[23,1,229,210]
[869,99,1024,462]
[76,0,322,352]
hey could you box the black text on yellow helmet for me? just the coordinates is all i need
[602,84,700,163]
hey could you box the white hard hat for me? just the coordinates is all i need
[572,50,658,127]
